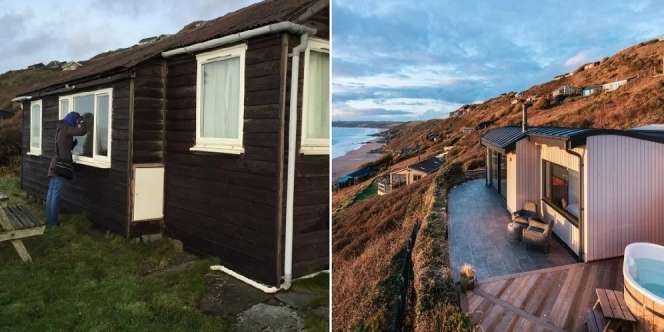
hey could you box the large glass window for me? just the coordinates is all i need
[543,160,580,221]
[59,88,112,168]
[29,100,42,155]
[192,43,246,154]
[301,38,330,154]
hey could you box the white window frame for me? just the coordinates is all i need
[191,43,247,155]
[28,100,42,156]
[59,88,113,168]
[300,38,330,155]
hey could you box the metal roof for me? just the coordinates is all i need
[479,126,526,152]
[409,157,444,174]
[482,125,664,152]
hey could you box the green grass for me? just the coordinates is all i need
[0,176,328,331]
[352,181,378,203]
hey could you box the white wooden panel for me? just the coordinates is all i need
[514,139,540,212]
[506,151,517,213]
[585,135,664,261]
[133,166,165,222]
[540,144,580,171]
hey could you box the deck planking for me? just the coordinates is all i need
[465,258,623,331]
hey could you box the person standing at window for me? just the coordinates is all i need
[46,112,87,226]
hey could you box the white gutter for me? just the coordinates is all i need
[162,21,316,58]
[283,33,310,290]
[11,96,32,102]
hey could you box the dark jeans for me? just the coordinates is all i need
[46,176,65,226]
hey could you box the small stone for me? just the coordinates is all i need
[170,239,184,252]
[235,303,304,332]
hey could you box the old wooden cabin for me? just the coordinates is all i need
[14,0,329,290]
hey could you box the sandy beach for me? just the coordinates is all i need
[332,141,385,182]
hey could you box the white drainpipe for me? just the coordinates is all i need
[283,33,310,290]
[164,22,316,293]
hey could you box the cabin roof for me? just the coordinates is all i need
[482,125,664,153]
[408,157,444,174]
[18,0,323,96]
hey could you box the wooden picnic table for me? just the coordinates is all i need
[0,192,45,262]
[587,288,636,332]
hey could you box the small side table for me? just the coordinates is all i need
[507,222,526,241]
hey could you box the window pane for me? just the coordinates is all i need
[546,162,569,212]
[73,94,94,157]
[201,57,240,140]
[567,169,580,217]
[31,104,40,149]
[305,50,330,139]
[59,99,69,119]
[96,94,109,156]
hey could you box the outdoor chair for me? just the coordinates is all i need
[522,218,552,251]
[512,201,538,226]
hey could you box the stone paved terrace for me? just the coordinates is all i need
[448,179,576,280]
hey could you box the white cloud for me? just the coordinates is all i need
[333,64,486,95]
[563,50,593,69]
[334,97,461,121]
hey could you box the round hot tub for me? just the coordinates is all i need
[624,242,664,331]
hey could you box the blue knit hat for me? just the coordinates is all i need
[63,112,80,127]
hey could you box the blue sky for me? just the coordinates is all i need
[332,0,664,121]
[0,0,258,73]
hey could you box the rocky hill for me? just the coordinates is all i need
[332,37,664,330]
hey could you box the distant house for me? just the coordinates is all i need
[601,76,637,92]
[552,84,580,98]
[61,62,82,71]
[481,125,664,262]
[582,85,602,96]
[378,156,444,195]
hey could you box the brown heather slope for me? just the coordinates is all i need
[332,175,435,331]
[332,38,664,330]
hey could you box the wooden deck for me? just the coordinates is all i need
[464,258,624,331]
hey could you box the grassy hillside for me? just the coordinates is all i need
[332,38,664,330]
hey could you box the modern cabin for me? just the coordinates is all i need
[481,125,664,262]
[13,0,330,290]
[377,156,444,195]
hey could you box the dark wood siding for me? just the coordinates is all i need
[164,34,284,286]
[21,81,131,234]
[285,6,330,277]
[133,59,166,164]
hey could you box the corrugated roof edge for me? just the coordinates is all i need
[481,126,664,152]
[15,0,326,97]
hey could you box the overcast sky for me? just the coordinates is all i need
[333,0,664,121]
[0,0,259,73]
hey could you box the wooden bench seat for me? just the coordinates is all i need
[586,288,635,332]
[0,193,45,262]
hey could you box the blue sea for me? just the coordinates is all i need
[332,127,383,159]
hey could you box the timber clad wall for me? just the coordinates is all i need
[133,59,166,164]
[585,135,664,261]
[22,81,131,234]
[165,34,285,285]
[284,9,330,277]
